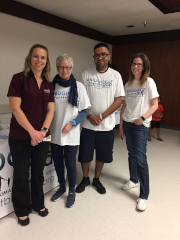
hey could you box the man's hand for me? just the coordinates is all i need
[89,115,101,125]
[153,114,160,118]
[62,122,72,133]
[95,114,102,121]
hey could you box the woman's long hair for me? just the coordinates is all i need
[128,53,150,88]
[23,44,51,82]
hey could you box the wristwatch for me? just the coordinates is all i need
[41,127,48,133]
[141,116,145,121]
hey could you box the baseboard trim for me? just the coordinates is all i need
[161,125,180,131]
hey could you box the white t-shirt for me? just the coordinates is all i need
[81,67,125,131]
[123,77,159,128]
[50,81,91,146]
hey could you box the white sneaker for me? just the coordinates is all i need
[121,180,139,190]
[136,198,147,211]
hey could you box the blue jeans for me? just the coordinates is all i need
[123,121,149,199]
[51,144,78,192]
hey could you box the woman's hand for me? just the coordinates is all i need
[31,139,37,146]
[29,129,44,145]
[40,129,46,138]
[62,122,72,133]
[119,129,124,140]
[132,117,143,125]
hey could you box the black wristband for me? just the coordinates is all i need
[87,114,92,119]
[141,116,145,121]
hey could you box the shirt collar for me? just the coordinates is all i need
[96,67,109,73]
[28,70,46,81]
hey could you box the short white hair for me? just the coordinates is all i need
[56,54,73,69]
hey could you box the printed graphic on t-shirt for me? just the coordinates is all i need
[54,90,70,103]
[87,78,112,89]
[126,88,146,97]
[44,89,50,94]
[155,108,162,117]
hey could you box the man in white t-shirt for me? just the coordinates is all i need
[76,43,125,194]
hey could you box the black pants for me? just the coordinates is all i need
[9,137,49,217]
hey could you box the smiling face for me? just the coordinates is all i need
[57,60,73,80]
[94,47,111,72]
[131,57,144,80]
[30,48,47,73]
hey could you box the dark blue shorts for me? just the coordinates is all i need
[78,128,114,163]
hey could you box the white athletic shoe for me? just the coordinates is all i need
[121,180,139,190]
[136,198,147,211]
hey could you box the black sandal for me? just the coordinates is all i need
[38,208,49,217]
[18,217,30,226]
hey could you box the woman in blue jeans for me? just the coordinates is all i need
[119,53,159,211]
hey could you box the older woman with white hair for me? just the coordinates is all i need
[50,54,91,207]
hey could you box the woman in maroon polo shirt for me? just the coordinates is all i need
[7,44,55,226]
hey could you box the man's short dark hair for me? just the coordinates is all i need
[94,43,109,51]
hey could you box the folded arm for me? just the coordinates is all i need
[88,96,122,125]
[132,97,158,125]
[62,108,88,133]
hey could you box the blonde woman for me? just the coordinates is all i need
[7,44,55,225]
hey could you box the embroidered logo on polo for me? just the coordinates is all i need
[44,89,50,94]
[54,90,70,103]
[87,78,112,89]
[126,88,146,97]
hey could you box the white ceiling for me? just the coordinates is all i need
[15,0,180,36]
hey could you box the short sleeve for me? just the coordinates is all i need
[48,83,55,102]
[77,82,91,112]
[114,72,125,98]
[7,73,23,98]
[81,71,86,87]
[148,78,159,100]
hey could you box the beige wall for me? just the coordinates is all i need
[0,13,112,123]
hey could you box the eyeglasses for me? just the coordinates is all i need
[131,63,143,67]
[93,53,109,59]
[57,66,72,70]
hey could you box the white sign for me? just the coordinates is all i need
[0,129,59,219]
[0,137,14,219]
[43,147,59,194]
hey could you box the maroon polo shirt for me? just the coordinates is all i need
[7,71,54,140]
